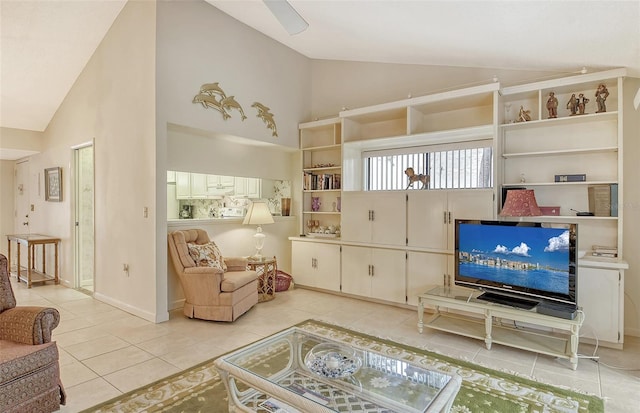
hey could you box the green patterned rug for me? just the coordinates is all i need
[83,319,604,413]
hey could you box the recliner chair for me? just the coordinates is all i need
[0,253,66,412]
[168,229,258,321]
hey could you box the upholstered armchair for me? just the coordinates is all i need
[168,229,259,322]
[0,253,66,412]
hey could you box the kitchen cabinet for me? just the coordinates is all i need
[234,177,262,198]
[291,241,340,292]
[176,172,191,199]
[341,246,406,304]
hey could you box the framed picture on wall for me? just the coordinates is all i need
[45,167,62,202]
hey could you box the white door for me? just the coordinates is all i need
[74,145,95,292]
[14,160,30,234]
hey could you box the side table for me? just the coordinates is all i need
[247,256,277,302]
[7,234,61,288]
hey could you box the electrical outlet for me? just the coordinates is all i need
[30,204,34,211]
[143,207,148,218]
[123,264,129,276]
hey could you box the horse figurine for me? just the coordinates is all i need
[405,167,429,189]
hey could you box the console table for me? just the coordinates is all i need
[247,256,277,302]
[7,234,60,288]
[418,286,584,370]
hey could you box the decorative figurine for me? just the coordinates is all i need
[404,167,429,189]
[516,106,531,122]
[566,93,578,116]
[546,92,558,118]
[577,93,590,115]
[311,197,321,212]
[595,83,609,113]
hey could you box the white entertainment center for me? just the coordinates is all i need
[291,69,636,350]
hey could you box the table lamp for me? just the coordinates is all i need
[243,200,274,260]
[500,189,542,216]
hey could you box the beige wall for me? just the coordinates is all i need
[623,78,640,336]
[155,0,311,314]
[0,160,15,256]
[0,127,43,152]
[27,0,159,321]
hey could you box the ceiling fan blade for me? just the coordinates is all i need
[263,0,308,35]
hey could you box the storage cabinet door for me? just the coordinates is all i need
[314,244,341,291]
[406,252,448,306]
[446,190,494,250]
[578,267,620,343]
[340,192,373,243]
[371,249,406,304]
[291,242,317,287]
[407,191,448,249]
[371,192,407,246]
[341,246,371,297]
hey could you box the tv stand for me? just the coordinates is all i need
[477,291,538,310]
[417,286,584,370]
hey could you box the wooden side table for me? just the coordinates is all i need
[7,234,61,288]
[247,256,277,302]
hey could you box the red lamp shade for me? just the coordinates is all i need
[500,189,542,216]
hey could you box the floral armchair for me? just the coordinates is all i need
[0,253,66,412]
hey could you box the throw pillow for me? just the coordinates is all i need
[187,242,227,272]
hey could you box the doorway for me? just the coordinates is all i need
[14,159,30,234]
[73,144,94,293]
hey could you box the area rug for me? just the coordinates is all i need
[82,319,604,413]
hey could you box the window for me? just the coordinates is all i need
[364,143,493,191]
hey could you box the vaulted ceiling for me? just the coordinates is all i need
[1,0,638,140]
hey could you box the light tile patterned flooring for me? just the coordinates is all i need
[10,280,640,412]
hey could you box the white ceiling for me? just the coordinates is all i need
[1,0,639,146]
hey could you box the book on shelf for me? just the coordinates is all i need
[303,172,341,191]
[592,245,618,254]
[587,185,611,217]
[591,251,618,258]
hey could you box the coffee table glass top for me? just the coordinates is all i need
[217,326,454,412]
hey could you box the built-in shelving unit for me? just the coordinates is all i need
[292,69,633,348]
[299,118,342,236]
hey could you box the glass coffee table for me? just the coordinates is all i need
[214,326,461,413]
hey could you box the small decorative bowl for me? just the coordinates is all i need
[304,343,362,378]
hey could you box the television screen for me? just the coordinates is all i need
[455,219,577,306]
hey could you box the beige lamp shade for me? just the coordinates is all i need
[243,200,274,259]
[500,189,542,216]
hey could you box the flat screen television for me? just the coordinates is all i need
[455,219,577,311]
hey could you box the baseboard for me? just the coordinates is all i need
[93,292,169,323]
[170,298,185,311]
[625,326,640,338]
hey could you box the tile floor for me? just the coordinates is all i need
[10,280,640,412]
